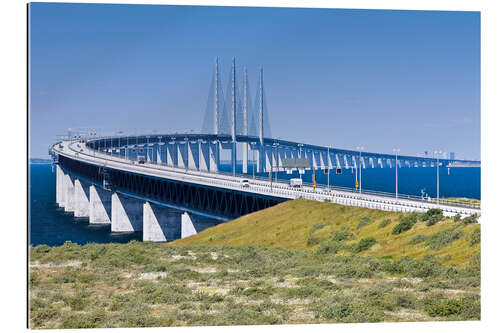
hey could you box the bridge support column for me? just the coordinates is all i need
[56,165,64,207]
[89,185,111,224]
[181,212,197,239]
[242,142,248,173]
[64,173,76,213]
[111,193,143,232]
[209,142,219,172]
[143,202,181,242]
[74,179,90,218]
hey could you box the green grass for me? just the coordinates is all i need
[29,198,481,328]
[173,199,480,267]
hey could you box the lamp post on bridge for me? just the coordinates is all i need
[434,150,442,206]
[393,148,400,200]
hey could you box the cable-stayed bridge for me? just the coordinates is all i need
[50,57,481,242]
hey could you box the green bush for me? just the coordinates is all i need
[453,214,462,222]
[469,228,480,246]
[423,294,480,319]
[352,237,377,253]
[392,214,418,235]
[425,214,442,226]
[377,219,391,229]
[315,241,343,255]
[462,213,479,225]
[306,237,321,247]
[408,234,428,245]
[425,228,463,250]
[330,226,353,242]
[422,208,443,221]
[356,217,373,229]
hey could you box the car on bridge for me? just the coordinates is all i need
[239,179,250,187]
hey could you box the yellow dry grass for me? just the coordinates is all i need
[172,199,480,267]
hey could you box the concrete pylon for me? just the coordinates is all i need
[143,202,182,242]
[56,165,64,207]
[181,212,197,239]
[111,193,143,232]
[89,185,111,224]
[64,173,75,213]
[74,179,90,218]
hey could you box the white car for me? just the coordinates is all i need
[239,179,250,187]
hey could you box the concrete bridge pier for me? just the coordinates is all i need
[56,164,65,208]
[242,142,248,173]
[143,202,183,242]
[111,193,143,232]
[63,173,76,213]
[181,212,197,239]
[89,185,111,224]
[74,179,90,218]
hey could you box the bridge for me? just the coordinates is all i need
[50,57,481,242]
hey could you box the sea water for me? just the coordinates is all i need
[29,163,480,246]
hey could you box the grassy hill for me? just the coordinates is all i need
[173,199,480,267]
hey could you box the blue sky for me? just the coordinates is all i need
[29,3,480,160]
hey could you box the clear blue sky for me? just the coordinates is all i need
[29,3,480,160]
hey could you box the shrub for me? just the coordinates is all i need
[377,219,391,229]
[356,217,372,229]
[306,237,321,247]
[408,234,428,245]
[330,226,353,242]
[392,214,418,235]
[425,228,463,250]
[469,228,480,246]
[315,241,343,255]
[425,214,442,226]
[352,237,377,253]
[423,294,480,319]
[453,214,462,222]
[422,208,443,221]
[320,302,352,320]
[462,213,479,225]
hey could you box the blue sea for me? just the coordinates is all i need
[29,163,480,246]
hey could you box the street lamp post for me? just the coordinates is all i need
[435,150,442,206]
[393,148,400,199]
[273,142,280,182]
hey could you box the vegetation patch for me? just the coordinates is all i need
[356,217,373,229]
[352,237,377,253]
[377,219,391,229]
[392,214,419,235]
[425,228,463,250]
[408,234,428,245]
[469,228,480,247]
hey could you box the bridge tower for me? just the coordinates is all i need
[214,57,219,135]
[258,66,264,172]
[231,57,237,176]
[242,66,248,173]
